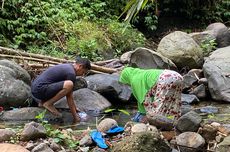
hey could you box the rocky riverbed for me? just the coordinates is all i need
[0,22,230,152]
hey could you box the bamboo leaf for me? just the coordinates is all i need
[137,0,144,12]
[118,109,130,115]
[104,108,116,113]
[119,0,136,19]
[142,0,150,9]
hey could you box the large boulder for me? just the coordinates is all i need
[85,73,132,102]
[157,31,203,69]
[0,59,31,85]
[203,46,230,102]
[129,47,177,70]
[0,60,31,107]
[0,107,91,123]
[0,107,62,122]
[205,22,230,48]
[55,88,111,111]
[111,132,171,152]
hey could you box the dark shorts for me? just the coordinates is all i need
[32,81,64,102]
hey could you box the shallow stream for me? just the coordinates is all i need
[1,100,230,130]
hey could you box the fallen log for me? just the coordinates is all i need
[0,54,59,65]
[0,46,118,74]
[0,46,69,63]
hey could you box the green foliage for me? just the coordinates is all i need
[0,0,145,60]
[207,113,215,119]
[201,37,217,57]
[132,2,158,32]
[215,0,230,22]
[106,21,145,57]
[160,0,230,23]
[120,0,152,23]
[35,110,78,149]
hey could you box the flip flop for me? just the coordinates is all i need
[90,130,108,149]
[106,126,124,135]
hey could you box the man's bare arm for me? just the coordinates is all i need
[66,91,80,123]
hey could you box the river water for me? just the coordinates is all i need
[0,100,230,130]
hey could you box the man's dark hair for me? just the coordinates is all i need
[75,56,91,70]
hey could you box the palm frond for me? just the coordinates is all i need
[120,0,155,23]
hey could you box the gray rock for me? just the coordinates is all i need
[131,123,148,133]
[21,121,46,141]
[176,111,202,132]
[97,118,117,132]
[85,74,132,102]
[0,59,31,85]
[181,94,199,105]
[55,88,111,111]
[131,123,158,134]
[194,106,218,114]
[181,105,193,116]
[49,141,60,151]
[203,46,230,102]
[130,47,177,70]
[0,107,43,121]
[120,51,133,64]
[205,22,230,48]
[0,129,16,142]
[0,107,60,121]
[31,143,54,152]
[25,142,37,151]
[176,132,205,152]
[190,84,207,99]
[147,114,174,131]
[111,132,171,152]
[0,64,31,107]
[157,31,203,69]
[182,74,198,89]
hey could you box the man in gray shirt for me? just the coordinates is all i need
[32,57,91,123]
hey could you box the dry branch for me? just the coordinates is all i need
[0,54,59,65]
[0,46,118,74]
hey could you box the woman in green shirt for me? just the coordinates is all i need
[119,67,183,123]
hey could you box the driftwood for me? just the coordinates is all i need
[0,46,117,74]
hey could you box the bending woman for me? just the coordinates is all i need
[119,67,183,123]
